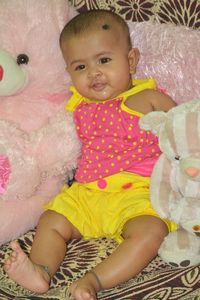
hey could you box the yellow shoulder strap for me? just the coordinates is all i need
[65,86,84,112]
[120,78,156,101]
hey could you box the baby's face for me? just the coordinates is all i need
[62,29,136,101]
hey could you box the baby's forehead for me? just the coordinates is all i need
[79,23,123,41]
[81,21,120,35]
[93,18,120,30]
[64,25,118,46]
[60,16,129,52]
[78,16,123,35]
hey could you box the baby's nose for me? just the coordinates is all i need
[88,66,102,78]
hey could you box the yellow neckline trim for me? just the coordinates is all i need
[65,78,156,112]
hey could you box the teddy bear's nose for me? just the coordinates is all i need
[185,167,200,177]
[0,65,3,81]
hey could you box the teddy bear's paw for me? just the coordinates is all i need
[158,230,200,268]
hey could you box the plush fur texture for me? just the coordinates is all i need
[140,99,200,267]
[0,0,80,245]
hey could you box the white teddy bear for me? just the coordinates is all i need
[140,99,200,267]
[0,0,80,245]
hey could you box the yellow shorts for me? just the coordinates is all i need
[44,172,177,243]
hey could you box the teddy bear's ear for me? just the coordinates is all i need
[139,111,167,136]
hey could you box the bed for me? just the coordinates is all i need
[0,1,199,299]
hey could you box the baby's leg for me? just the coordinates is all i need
[70,215,168,300]
[4,210,81,293]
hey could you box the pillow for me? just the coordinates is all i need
[129,21,200,104]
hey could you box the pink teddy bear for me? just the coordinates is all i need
[0,0,80,245]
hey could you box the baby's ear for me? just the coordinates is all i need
[139,111,167,136]
[128,48,140,74]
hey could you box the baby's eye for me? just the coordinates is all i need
[99,57,111,64]
[75,64,85,71]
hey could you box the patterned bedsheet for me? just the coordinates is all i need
[0,231,200,300]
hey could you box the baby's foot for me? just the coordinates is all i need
[4,241,50,293]
[70,271,101,300]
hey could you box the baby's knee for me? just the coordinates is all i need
[124,216,167,237]
[38,209,56,223]
[124,216,168,248]
[146,218,168,242]
[37,210,76,240]
[153,218,169,236]
[141,225,167,251]
[37,210,66,232]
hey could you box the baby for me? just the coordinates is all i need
[4,9,177,300]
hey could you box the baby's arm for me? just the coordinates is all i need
[148,89,176,112]
[125,89,176,114]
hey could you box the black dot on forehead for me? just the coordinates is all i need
[102,24,110,30]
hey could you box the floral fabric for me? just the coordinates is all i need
[69,0,200,29]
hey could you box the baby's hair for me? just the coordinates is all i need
[60,9,132,49]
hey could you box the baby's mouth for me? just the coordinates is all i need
[92,82,106,91]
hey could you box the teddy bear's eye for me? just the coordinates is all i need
[17,54,29,65]
[175,155,180,160]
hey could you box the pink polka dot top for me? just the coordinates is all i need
[65,78,161,183]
